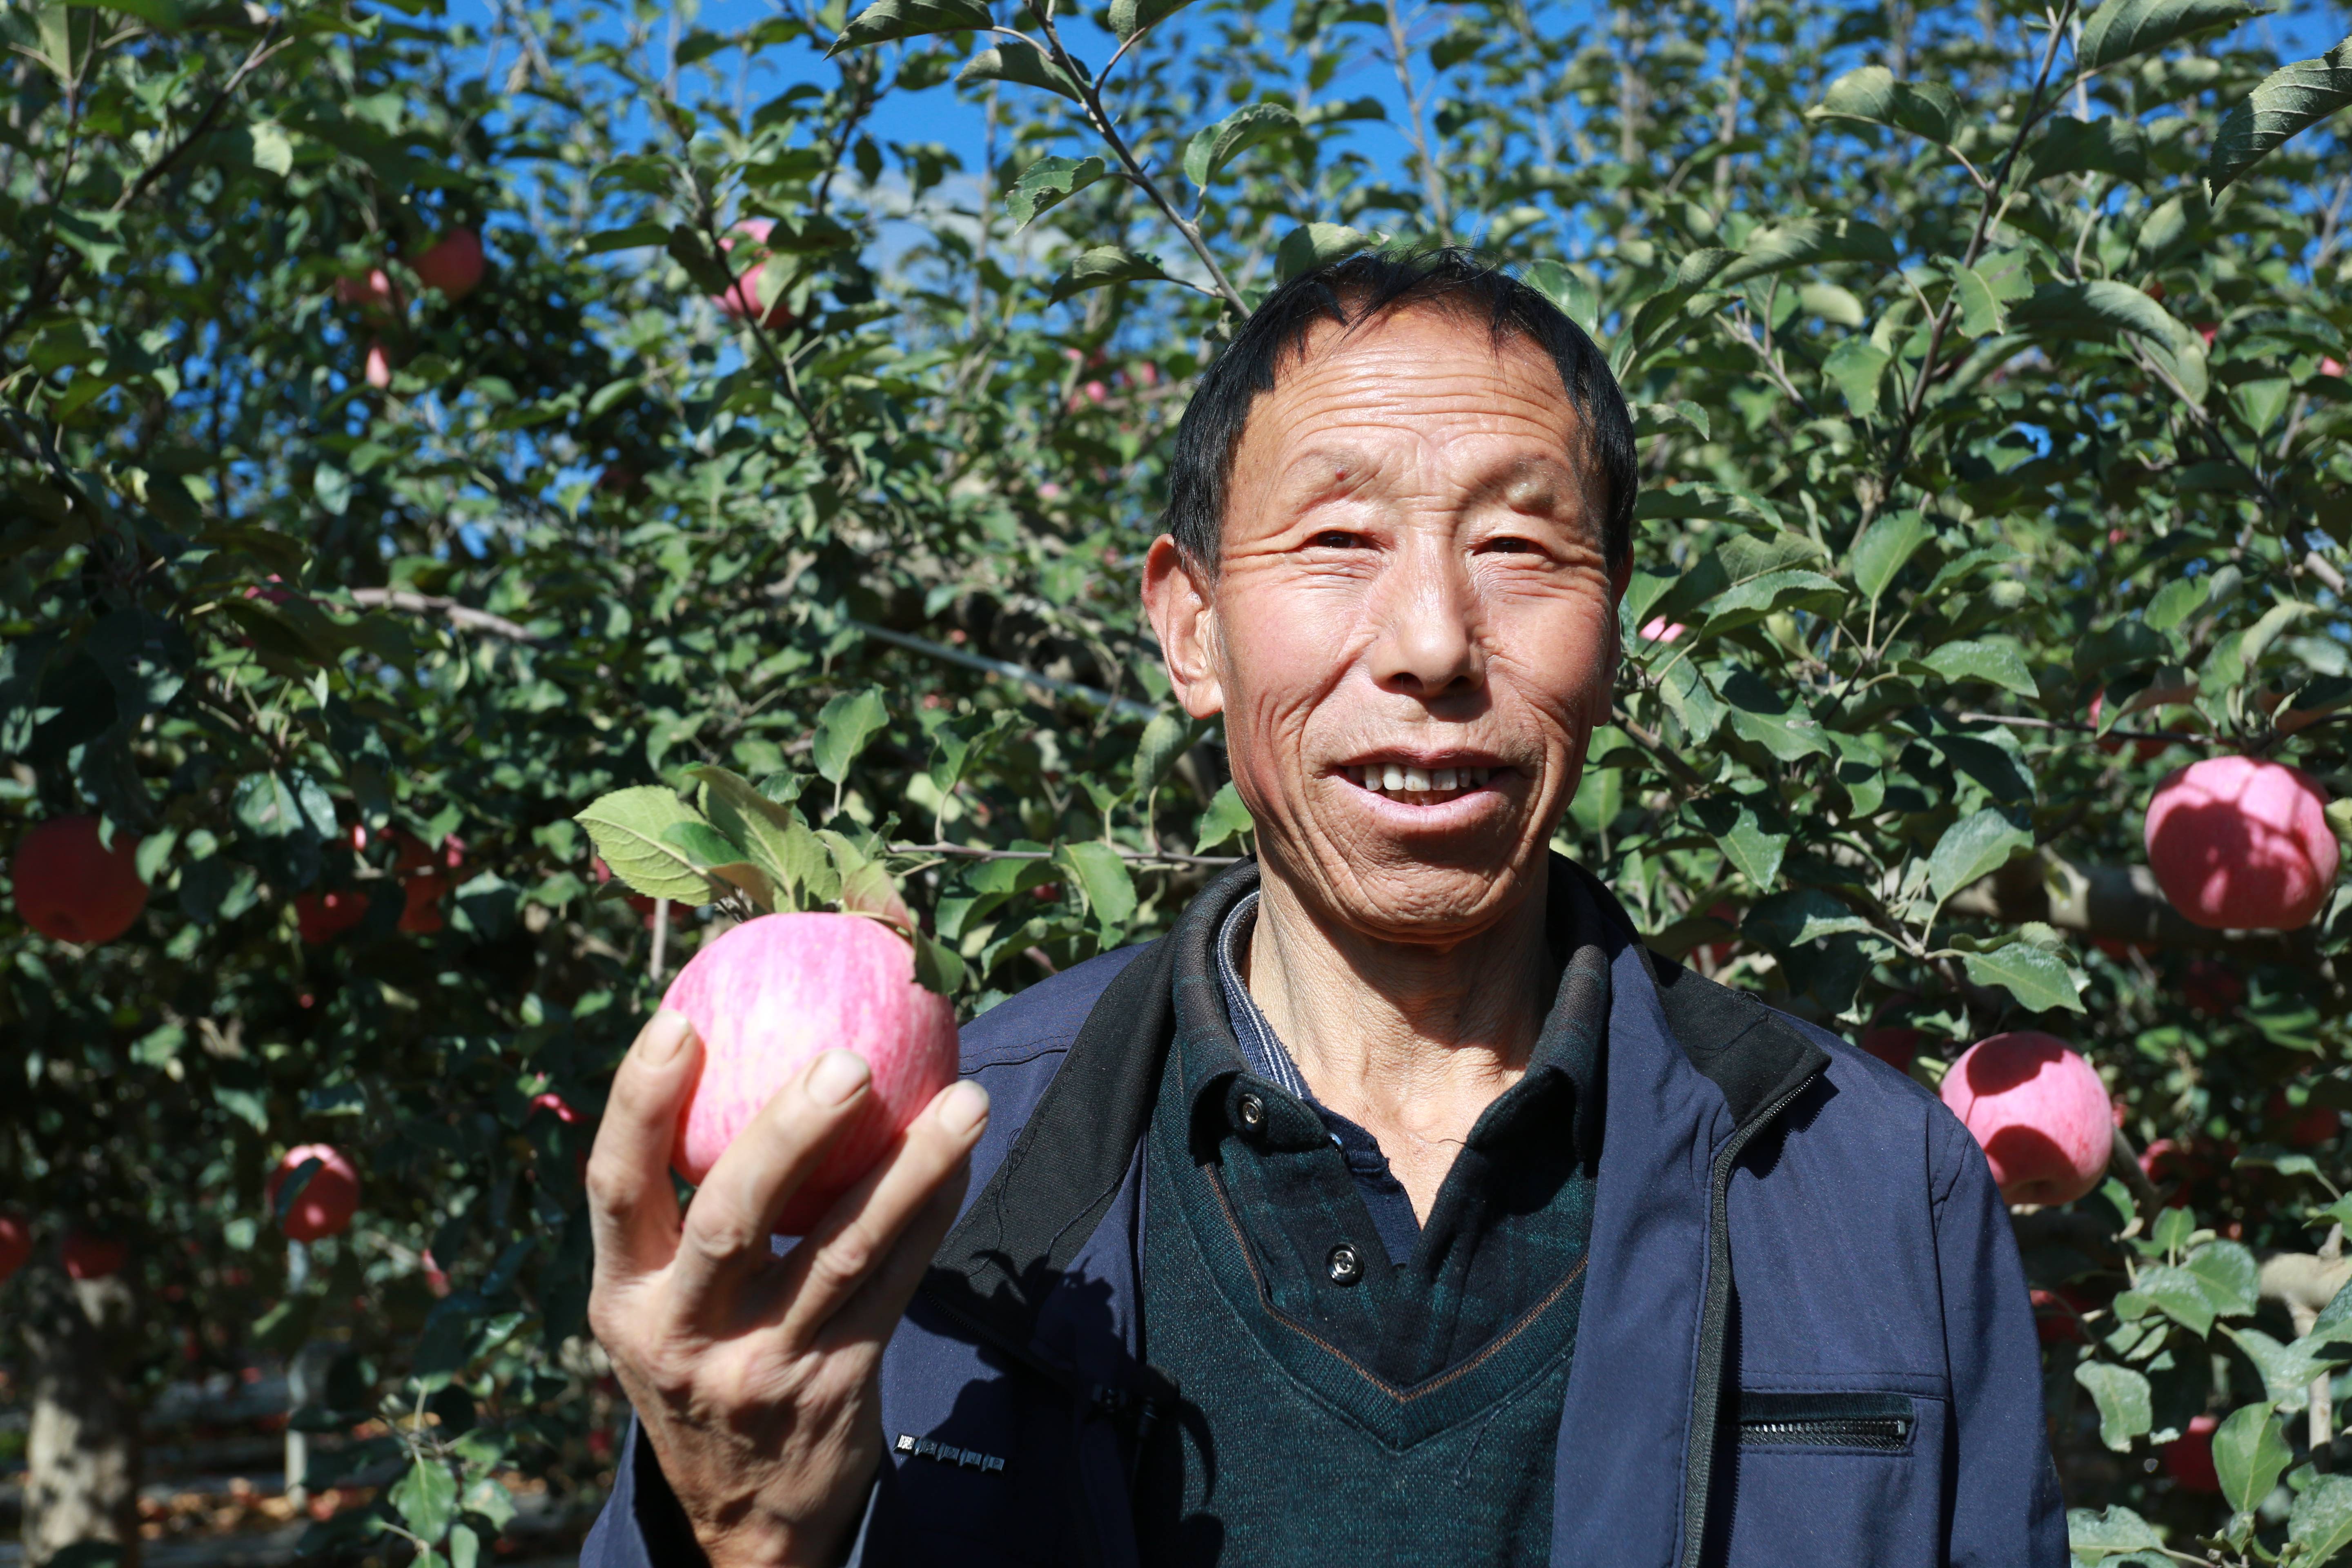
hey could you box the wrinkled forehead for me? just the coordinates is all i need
[1225,306,1599,506]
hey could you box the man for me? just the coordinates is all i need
[581,250,2066,1567]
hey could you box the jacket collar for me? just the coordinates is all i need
[922,853,1828,1389]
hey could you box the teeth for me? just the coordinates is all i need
[1403,766,1430,791]
[1382,764,1406,791]
[1433,767,1457,791]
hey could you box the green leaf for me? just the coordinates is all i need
[1951,265,2009,337]
[1048,246,1171,303]
[247,122,294,178]
[1823,338,1893,417]
[1107,0,1194,39]
[392,1457,459,1541]
[2067,1504,2163,1556]
[1689,796,1792,888]
[2078,0,2270,73]
[956,40,1082,102]
[689,766,822,911]
[574,787,721,902]
[2073,1362,2153,1451]
[830,0,991,53]
[1195,781,1253,852]
[1807,65,1959,143]
[1715,218,1898,287]
[1960,941,2085,1013]
[2005,277,2209,403]
[1744,887,1880,948]
[1133,711,1200,798]
[2027,116,2147,183]
[1525,260,1600,339]
[2213,1402,2292,1513]
[2292,1473,2352,1565]
[1918,639,2038,697]
[2134,1263,2217,1335]
[1183,102,1299,187]
[1928,808,2033,904]
[2144,575,2205,633]
[2225,1325,2348,1411]
[1055,841,1136,935]
[69,0,187,29]
[811,687,890,786]
[2207,36,2352,194]
[1276,223,1374,281]
[2186,1240,2260,1317]
[911,929,966,995]
[2314,1278,2352,1341]
[1004,155,1109,229]
[1850,511,1933,602]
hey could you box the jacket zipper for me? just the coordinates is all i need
[1738,1414,1911,1450]
[1675,1067,1823,1568]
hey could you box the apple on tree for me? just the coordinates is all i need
[2144,755,2339,929]
[410,226,486,299]
[62,1230,129,1282]
[2163,1413,2222,1493]
[267,1145,361,1243]
[711,218,798,330]
[12,815,148,944]
[296,889,368,944]
[0,1211,30,1285]
[1939,1031,2114,1207]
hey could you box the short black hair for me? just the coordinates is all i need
[1162,247,1639,574]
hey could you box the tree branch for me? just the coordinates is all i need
[345,588,542,643]
[1945,848,2322,960]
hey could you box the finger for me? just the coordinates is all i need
[773,1078,989,1348]
[669,1048,875,1318]
[586,1010,701,1285]
[815,1154,972,1355]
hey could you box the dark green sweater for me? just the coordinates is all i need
[1134,864,1610,1565]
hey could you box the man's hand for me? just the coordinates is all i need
[586,1011,989,1568]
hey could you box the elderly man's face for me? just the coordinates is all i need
[1144,307,1627,943]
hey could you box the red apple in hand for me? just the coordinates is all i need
[13,816,148,944]
[267,1145,360,1242]
[0,1212,31,1285]
[665,912,958,1235]
[411,227,486,299]
[2144,756,2338,930]
[1940,1032,2114,1207]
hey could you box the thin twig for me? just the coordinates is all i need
[346,588,542,643]
[892,840,1238,867]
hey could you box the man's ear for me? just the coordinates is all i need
[1141,535,1225,720]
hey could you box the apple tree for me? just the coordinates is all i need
[4,0,2351,1560]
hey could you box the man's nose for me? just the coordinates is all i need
[1366,541,1482,701]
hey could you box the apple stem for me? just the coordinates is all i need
[650,900,669,981]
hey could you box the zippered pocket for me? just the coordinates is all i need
[1735,1391,1915,1452]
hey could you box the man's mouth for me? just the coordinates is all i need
[1340,762,1500,807]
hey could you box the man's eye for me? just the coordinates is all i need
[1307,530,1365,549]
[1480,536,1542,555]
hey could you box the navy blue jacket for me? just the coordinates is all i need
[585,869,2066,1567]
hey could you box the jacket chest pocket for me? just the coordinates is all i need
[1714,1389,1945,1568]
[1737,1390,1916,1454]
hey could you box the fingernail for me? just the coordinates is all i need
[938,1080,989,1137]
[807,1049,871,1106]
[644,1011,691,1064]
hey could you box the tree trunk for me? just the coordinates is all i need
[20,1265,141,1568]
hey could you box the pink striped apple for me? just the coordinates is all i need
[664,912,958,1234]
[1940,1031,2114,1207]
